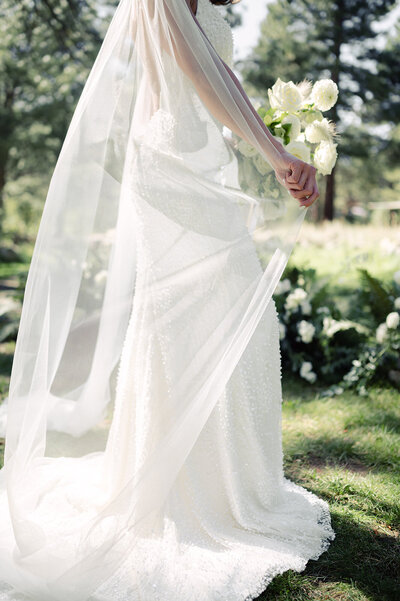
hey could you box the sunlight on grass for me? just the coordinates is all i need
[291,222,400,290]
[266,379,400,601]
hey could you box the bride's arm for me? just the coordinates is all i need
[216,57,318,206]
[138,0,318,206]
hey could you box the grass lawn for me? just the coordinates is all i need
[261,378,400,601]
[290,222,400,289]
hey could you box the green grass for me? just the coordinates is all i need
[259,379,400,601]
[289,222,400,291]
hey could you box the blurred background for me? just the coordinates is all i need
[0,2,399,598]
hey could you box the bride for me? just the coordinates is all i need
[0,0,335,599]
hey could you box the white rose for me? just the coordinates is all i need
[285,287,308,312]
[279,322,286,340]
[254,153,272,176]
[297,320,316,343]
[323,316,338,338]
[241,159,260,190]
[301,300,312,315]
[305,118,336,143]
[237,139,258,158]
[300,361,317,383]
[268,78,303,112]
[394,298,400,310]
[394,270,400,286]
[316,306,330,315]
[311,79,339,111]
[313,140,338,176]
[285,141,311,164]
[281,114,301,140]
[275,278,291,295]
[376,323,388,344]
[386,312,400,329]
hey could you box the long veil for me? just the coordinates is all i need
[0,0,307,598]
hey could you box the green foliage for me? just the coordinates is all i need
[240,0,400,217]
[0,0,116,234]
[0,295,21,342]
[273,257,400,395]
[357,268,394,324]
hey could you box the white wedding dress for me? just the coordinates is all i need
[0,1,335,600]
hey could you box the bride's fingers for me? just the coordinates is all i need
[285,161,302,185]
[295,168,310,191]
[285,173,303,190]
[288,187,313,200]
[290,167,316,195]
[299,184,319,207]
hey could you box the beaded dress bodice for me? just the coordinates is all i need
[195,0,234,67]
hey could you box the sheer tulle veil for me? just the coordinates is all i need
[0,0,307,598]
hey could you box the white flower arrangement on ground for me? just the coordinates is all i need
[386,311,400,330]
[300,361,317,383]
[297,320,316,343]
[231,77,339,197]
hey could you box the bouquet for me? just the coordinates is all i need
[232,78,339,198]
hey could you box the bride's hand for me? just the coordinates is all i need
[273,150,320,208]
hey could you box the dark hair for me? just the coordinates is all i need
[210,0,240,5]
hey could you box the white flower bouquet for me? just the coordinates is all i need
[232,77,339,197]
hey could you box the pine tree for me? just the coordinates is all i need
[0,0,111,236]
[241,0,398,220]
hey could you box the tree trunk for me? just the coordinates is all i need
[1,87,15,237]
[324,167,335,221]
[323,0,343,221]
[0,160,6,237]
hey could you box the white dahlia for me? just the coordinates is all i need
[313,140,338,175]
[311,79,339,112]
[305,118,336,143]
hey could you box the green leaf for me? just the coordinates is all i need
[357,268,393,323]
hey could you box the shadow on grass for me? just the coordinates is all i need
[344,410,400,435]
[284,433,399,473]
[258,512,400,601]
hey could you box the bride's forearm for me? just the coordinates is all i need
[158,1,286,169]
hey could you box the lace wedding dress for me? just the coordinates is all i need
[0,1,335,599]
